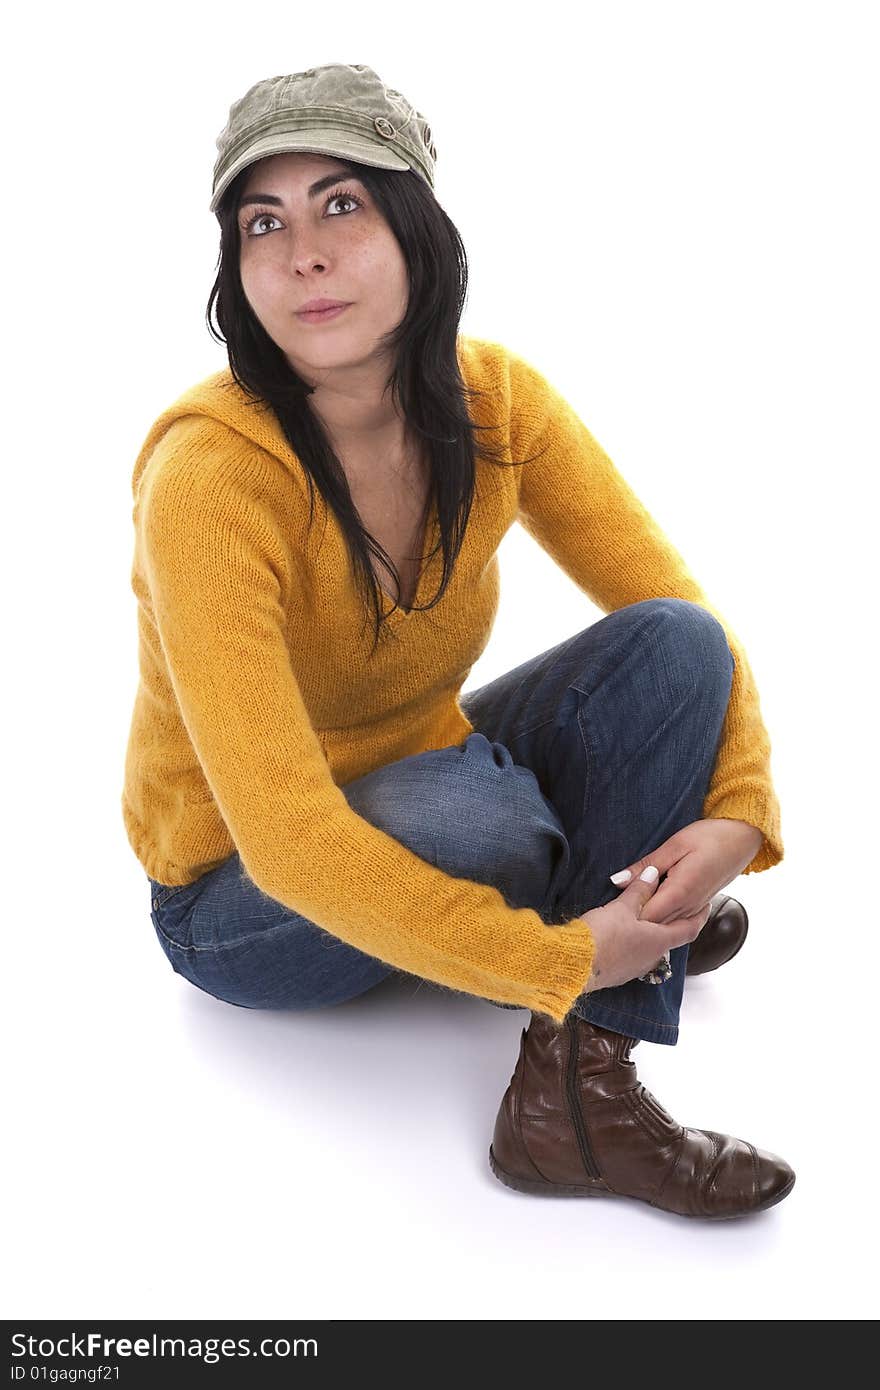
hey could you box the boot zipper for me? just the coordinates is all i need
[565,1017,602,1180]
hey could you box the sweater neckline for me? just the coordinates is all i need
[321,484,444,632]
[375,498,442,628]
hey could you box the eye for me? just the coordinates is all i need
[242,211,282,237]
[324,190,363,218]
[241,188,364,237]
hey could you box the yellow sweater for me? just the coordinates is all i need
[121,335,783,1023]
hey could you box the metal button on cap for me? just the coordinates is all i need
[374,116,396,138]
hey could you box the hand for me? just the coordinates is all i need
[578,865,709,991]
[607,818,764,926]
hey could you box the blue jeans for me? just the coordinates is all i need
[147,598,735,1045]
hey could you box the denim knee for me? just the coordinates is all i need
[341,733,566,911]
[632,598,734,698]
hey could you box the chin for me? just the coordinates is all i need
[292,333,373,362]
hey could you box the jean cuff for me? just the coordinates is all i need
[574,998,680,1047]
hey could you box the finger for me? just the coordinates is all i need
[638,881,688,924]
[622,864,663,911]
[619,865,680,925]
[649,904,710,949]
[642,859,712,923]
[609,847,676,886]
[665,913,706,949]
[639,900,688,927]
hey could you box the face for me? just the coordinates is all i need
[236,151,409,382]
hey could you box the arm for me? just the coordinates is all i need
[507,347,783,874]
[137,423,596,1022]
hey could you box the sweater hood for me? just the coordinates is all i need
[130,335,492,502]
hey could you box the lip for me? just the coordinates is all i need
[296,300,351,322]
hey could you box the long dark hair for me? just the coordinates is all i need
[206,157,540,656]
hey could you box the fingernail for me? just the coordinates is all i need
[639,865,659,883]
[610,869,632,884]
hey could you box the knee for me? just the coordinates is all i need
[634,598,734,697]
[432,744,559,883]
[343,733,563,896]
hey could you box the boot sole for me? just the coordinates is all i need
[489,1144,614,1199]
[489,1144,796,1218]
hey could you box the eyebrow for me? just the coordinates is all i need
[237,168,361,211]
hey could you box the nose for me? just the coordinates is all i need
[290,243,329,276]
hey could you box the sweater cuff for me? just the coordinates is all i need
[704,791,784,874]
[525,920,597,1026]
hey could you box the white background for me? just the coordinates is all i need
[4,0,877,1323]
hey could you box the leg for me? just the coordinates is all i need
[147,731,568,1011]
[471,602,796,1214]
[460,597,736,1045]
[148,863,396,1010]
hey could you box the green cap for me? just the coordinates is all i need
[210,63,437,214]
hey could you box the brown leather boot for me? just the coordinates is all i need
[489,1013,795,1218]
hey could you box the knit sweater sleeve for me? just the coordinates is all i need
[508,348,783,874]
[137,424,596,1024]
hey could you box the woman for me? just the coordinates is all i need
[121,64,795,1219]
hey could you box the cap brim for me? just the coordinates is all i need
[209,127,411,213]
